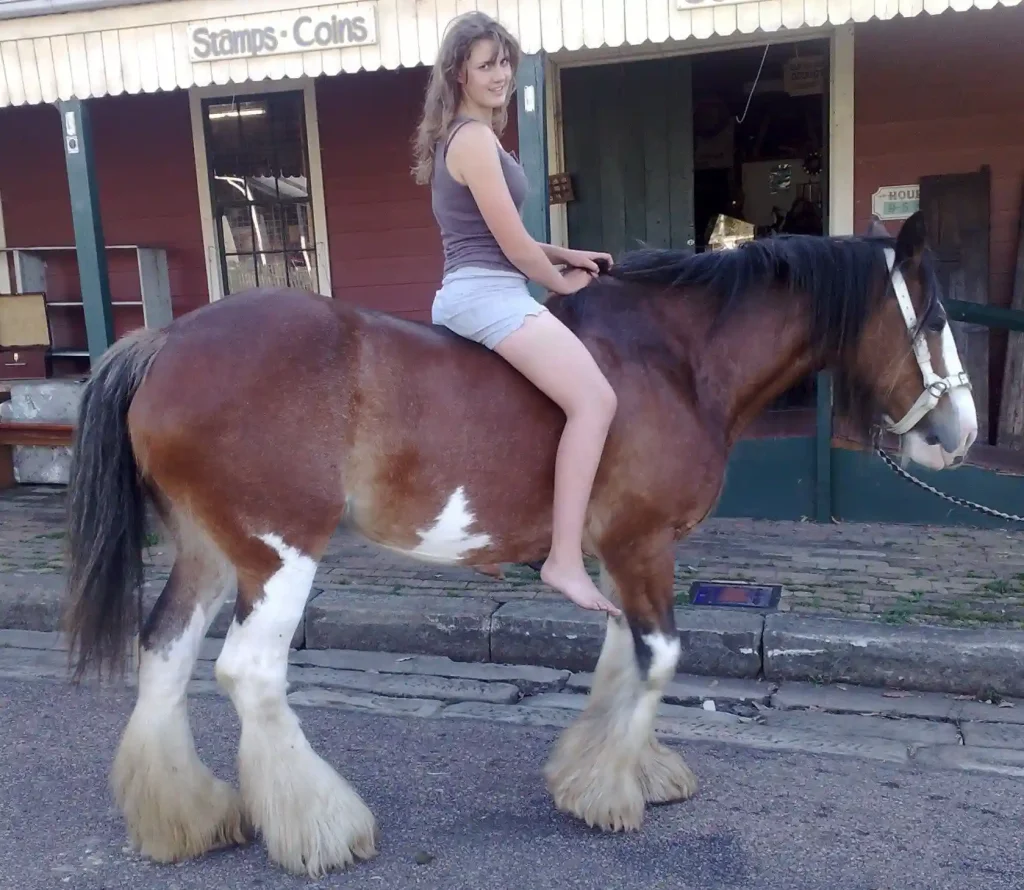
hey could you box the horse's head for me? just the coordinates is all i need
[849,212,977,470]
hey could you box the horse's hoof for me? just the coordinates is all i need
[638,739,698,805]
[544,722,646,833]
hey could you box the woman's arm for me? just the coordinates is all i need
[540,243,613,273]
[447,123,584,296]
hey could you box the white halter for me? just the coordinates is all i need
[882,246,972,436]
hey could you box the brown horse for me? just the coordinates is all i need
[62,211,976,878]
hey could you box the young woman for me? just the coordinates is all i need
[412,12,621,616]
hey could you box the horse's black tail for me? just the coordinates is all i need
[64,327,167,682]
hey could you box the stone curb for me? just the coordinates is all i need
[3,573,1024,698]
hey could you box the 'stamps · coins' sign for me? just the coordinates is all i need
[187,3,379,62]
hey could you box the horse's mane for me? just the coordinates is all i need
[592,232,941,360]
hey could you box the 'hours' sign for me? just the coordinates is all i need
[871,184,920,221]
[188,3,379,62]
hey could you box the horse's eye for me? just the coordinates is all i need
[925,314,946,333]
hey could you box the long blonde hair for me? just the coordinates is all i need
[411,12,521,186]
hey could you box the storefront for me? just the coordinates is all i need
[1,0,1022,524]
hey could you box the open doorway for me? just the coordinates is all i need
[692,40,830,414]
[558,37,830,420]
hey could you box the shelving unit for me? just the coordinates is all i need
[0,244,173,363]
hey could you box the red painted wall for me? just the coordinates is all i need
[0,66,522,351]
[854,4,1024,437]
[317,65,518,321]
[854,6,1024,312]
[0,91,206,354]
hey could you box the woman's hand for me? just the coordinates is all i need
[558,266,596,294]
[561,248,614,274]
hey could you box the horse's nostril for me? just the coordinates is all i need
[951,455,963,467]
[925,432,940,446]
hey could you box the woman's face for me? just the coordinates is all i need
[458,38,512,111]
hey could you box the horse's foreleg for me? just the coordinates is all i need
[543,538,696,831]
[214,531,378,878]
[112,514,248,863]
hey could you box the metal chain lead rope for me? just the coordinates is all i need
[873,442,1024,523]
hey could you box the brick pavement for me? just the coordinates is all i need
[2,485,1023,630]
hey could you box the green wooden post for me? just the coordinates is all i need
[516,52,549,302]
[814,370,833,522]
[57,98,114,365]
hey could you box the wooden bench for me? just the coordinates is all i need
[0,418,75,489]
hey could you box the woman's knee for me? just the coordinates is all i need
[565,371,617,424]
[594,375,618,419]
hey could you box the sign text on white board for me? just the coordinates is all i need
[188,3,379,62]
[871,184,920,221]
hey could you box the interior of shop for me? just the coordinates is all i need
[691,39,830,414]
[692,39,829,252]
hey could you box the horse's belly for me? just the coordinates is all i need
[344,469,552,568]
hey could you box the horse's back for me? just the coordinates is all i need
[126,287,563,544]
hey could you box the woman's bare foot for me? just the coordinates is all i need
[541,558,621,616]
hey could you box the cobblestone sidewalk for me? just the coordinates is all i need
[3,485,1023,630]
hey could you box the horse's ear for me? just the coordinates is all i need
[864,215,890,238]
[895,210,928,264]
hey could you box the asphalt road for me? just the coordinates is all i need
[1,676,1022,890]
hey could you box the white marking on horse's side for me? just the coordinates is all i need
[409,486,493,563]
[641,631,682,685]
[214,531,377,876]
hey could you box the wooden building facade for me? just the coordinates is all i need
[1,0,1023,525]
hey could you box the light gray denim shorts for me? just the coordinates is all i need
[432,265,548,350]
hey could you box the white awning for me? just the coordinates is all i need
[0,0,1019,107]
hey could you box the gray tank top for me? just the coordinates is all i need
[431,116,530,278]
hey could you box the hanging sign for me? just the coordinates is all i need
[784,56,825,96]
[187,3,379,62]
[871,184,920,220]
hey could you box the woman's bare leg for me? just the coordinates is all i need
[493,311,620,615]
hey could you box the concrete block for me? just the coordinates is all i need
[489,600,607,672]
[289,648,568,695]
[0,572,64,632]
[288,687,446,718]
[676,608,763,678]
[305,589,499,661]
[289,664,520,704]
[764,614,1024,698]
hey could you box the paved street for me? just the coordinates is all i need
[2,639,1023,890]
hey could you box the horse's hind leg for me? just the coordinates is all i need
[112,508,247,862]
[214,526,378,878]
[543,537,697,831]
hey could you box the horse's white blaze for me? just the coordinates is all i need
[214,532,377,877]
[113,600,246,862]
[641,631,681,686]
[409,485,492,562]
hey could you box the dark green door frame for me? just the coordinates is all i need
[56,98,114,365]
[515,52,550,301]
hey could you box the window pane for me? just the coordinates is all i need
[219,208,255,255]
[249,251,318,291]
[203,90,316,296]
[225,253,258,294]
[286,249,318,291]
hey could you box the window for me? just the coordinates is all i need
[201,91,318,295]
